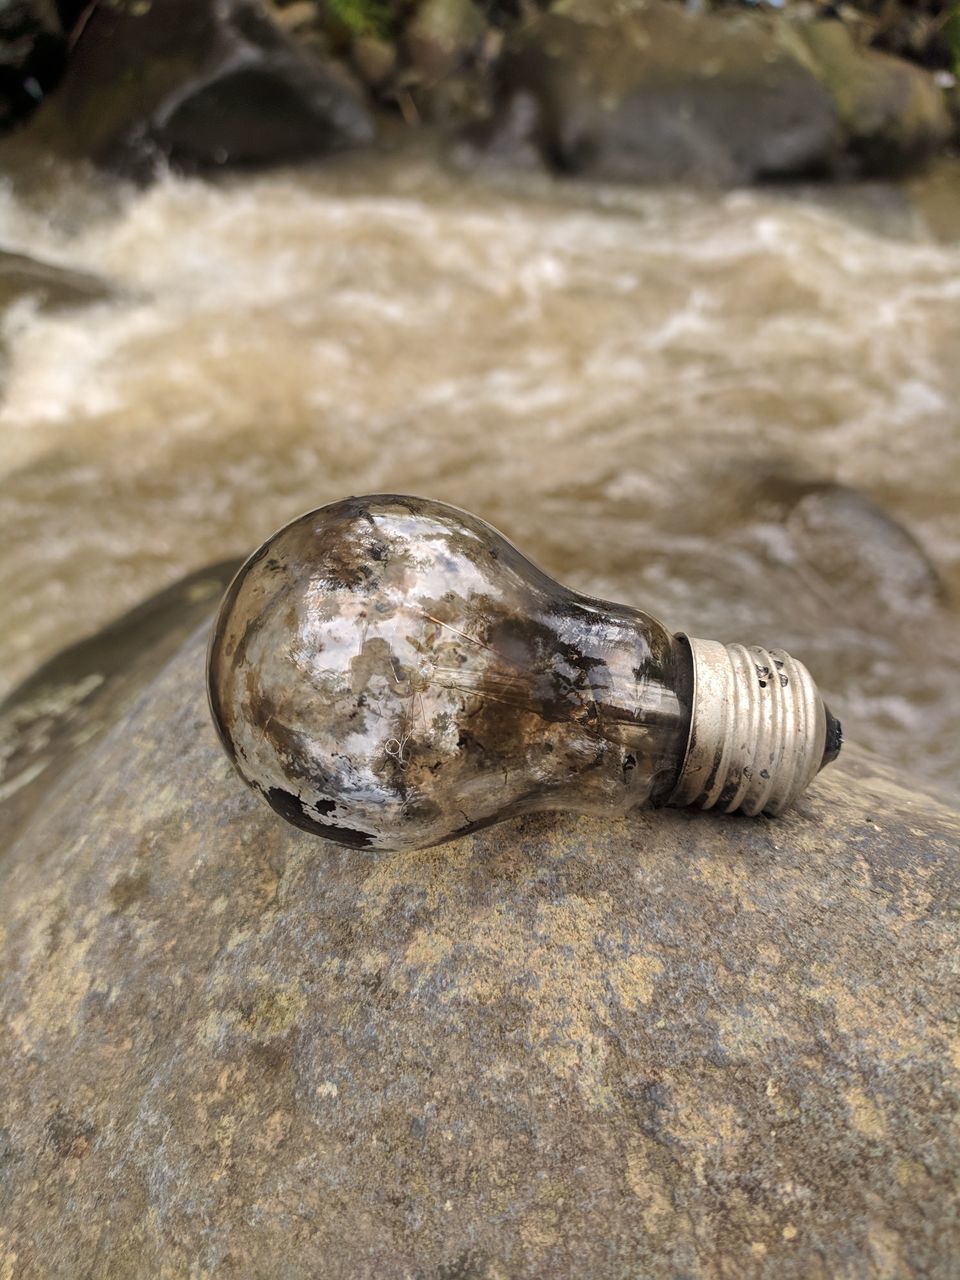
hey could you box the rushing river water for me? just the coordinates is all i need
[0,153,958,792]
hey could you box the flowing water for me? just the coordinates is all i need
[1,152,958,793]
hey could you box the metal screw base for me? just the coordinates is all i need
[668,636,836,817]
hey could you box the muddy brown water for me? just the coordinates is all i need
[1,153,958,793]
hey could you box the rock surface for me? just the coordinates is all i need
[791,20,952,173]
[487,3,837,183]
[483,2,950,182]
[8,0,374,174]
[0,248,116,311]
[1,607,958,1276]
[782,482,944,616]
[3,0,952,181]
[0,561,240,851]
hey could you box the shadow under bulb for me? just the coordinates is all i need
[207,495,841,852]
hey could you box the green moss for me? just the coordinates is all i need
[326,0,394,39]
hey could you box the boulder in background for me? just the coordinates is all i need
[10,0,375,175]
[791,19,952,173]
[482,1,951,182]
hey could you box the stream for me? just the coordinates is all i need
[1,152,958,793]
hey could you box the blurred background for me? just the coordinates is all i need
[0,0,958,794]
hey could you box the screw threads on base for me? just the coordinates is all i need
[668,636,833,817]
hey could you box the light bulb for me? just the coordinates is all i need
[208,495,841,852]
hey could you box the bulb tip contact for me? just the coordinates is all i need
[668,636,839,818]
[821,706,843,770]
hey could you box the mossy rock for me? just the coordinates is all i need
[791,19,951,174]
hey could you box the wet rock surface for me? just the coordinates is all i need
[487,3,838,184]
[1,617,958,1277]
[0,560,240,851]
[482,2,950,182]
[8,0,374,174]
[0,248,116,311]
[782,482,945,616]
[3,0,951,181]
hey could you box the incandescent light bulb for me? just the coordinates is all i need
[207,495,841,852]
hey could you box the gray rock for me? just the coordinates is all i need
[488,3,841,184]
[0,247,119,387]
[1,607,958,1276]
[482,2,950,184]
[783,483,945,616]
[0,247,116,312]
[729,471,946,619]
[0,561,240,852]
[7,0,375,175]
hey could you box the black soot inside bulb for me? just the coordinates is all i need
[207,495,698,852]
[209,495,841,850]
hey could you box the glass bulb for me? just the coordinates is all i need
[208,495,840,852]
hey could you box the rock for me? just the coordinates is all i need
[8,0,374,175]
[0,247,116,311]
[0,0,65,131]
[791,20,952,174]
[351,33,397,90]
[783,483,945,617]
[0,248,118,378]
[1,608,958,1275]
[0,560,240,851]
[487,3,841,184]
[740,471,946,619]
[404,0,486,82]
[482,2,950,184]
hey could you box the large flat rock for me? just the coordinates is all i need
[1,619,958,1277]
